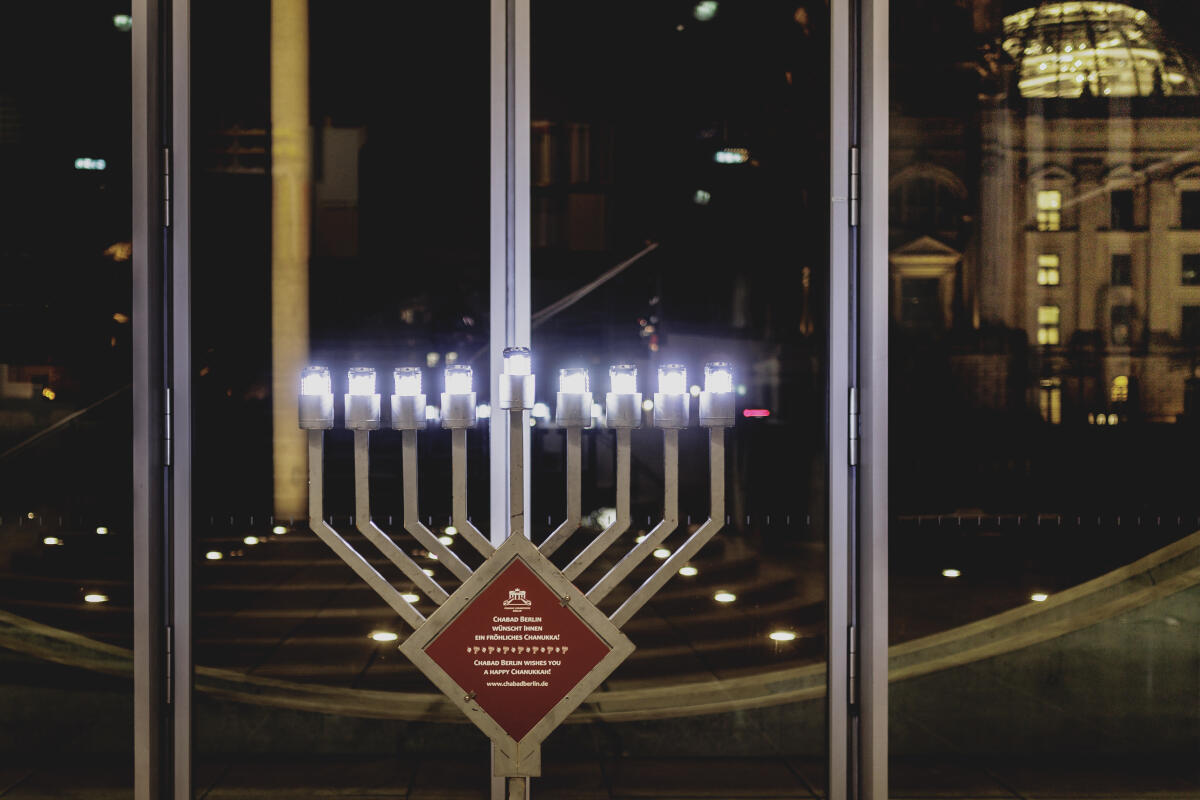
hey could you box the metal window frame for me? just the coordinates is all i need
[858,0,890,797]
[132,0,872,796]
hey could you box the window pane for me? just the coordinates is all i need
[890,0,1200,794]
[192,1,494,792]
[529,1,831,792]
[1183,253,1200,285]
[1111,253,1133,285]
[0,3,133,793]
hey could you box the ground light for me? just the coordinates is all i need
[714,591,736,603]
[370,631,398,642]
[653,548,671,559]
[84,593,108,604]
[942,568,961,578]
[400,593,420,603]
[43,537,62,546]
[769,631,797,642]
[96,526,109,535]
[438,536,453,545]
[1031,592,1049,602]
[422,569,435,576]
[679,565,698,577]
[444,526,457,535]
[244,536,259,545]
[205,551,223,560]
[272,525,288,535]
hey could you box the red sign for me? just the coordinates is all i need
[424,557,613,741]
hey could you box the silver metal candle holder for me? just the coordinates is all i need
[297,353,735,778]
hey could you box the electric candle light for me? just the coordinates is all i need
[445,365,473,395]
[559,368,589,394]
[301,366,332,397]
[658,364,688,396]
[704,362,733,394]
[503,346,532,376]
[610,364,638,394]
[299,365,335,429]
[347,367,376,396]
[394,367,422,397]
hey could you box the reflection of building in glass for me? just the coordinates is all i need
[891,1,1200,423]
[1001,2,1200,99]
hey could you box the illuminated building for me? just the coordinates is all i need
[890,1,1200,423]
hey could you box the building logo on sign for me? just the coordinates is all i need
[502,587,532,612]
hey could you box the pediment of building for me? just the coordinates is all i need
[890,236,962,274]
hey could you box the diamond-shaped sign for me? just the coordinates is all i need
[401,534,634,776]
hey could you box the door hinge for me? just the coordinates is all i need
[849,146,860,228]
[848,386,859,467]
[848,623,859,712]
[165,624,174,704]
[162,147,171,228]
[164,387,173,467]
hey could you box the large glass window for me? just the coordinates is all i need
[890,0,1200,794]
[0,3,133,793]
[187,1,832,795]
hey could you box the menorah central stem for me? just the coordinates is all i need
[508,407,525,538]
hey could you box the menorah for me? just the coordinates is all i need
[298,348,734,798]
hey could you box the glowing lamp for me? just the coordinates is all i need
[301,366,332,397]
[610,364,638,395]
[658,364,687,396]
[653,364,690,428]
[605,364,643,428]
[704,362,733,394]
[700,361,735,427]
[394,367,422,397]
[556,368,592,427]
[345,368,381,430]
[299,366,335,429]
[559,368,589,394]
[445,365,473,395]
[499,347,535,410]
[441,365,477,428]
[503,346,532,376]
[347,368,376,396]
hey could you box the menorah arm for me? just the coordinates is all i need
[585,428,678,604]
[353,431,449,604]
[308,430,425,629]
[451,428,495,555]
[561,428,631,580]
[401,429,474,581]
[538,426,582,556]
[609,427,725,627]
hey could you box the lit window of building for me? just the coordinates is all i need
[1037,190,1061,231]
[1037,253,1060,286]
[1111,254,1132,286]
[1111,375,1130,404]
[1037,305,1060,345]
[1183,254,1200,286]
[1039,378,1062,424]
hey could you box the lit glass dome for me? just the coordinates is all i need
[1002,2,1200,98]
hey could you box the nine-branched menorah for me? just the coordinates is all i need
[297,348,734,788]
